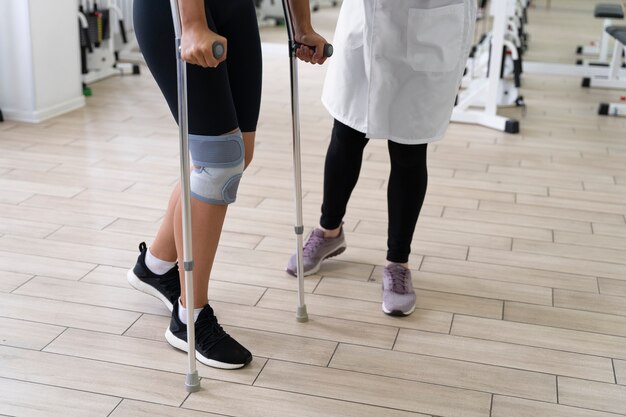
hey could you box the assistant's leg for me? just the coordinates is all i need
[319,119,369,235]
[382,141,428,317]
[386,141,428,265]
[286,119,368,276]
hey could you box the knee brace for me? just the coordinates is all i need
[189,130,244,205]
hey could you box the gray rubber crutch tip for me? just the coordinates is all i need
[185,372,201,393]
[296,305,309,322]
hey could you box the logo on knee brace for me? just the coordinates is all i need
[222,174,242,204]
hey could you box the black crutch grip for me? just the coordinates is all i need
[294,42,334,58]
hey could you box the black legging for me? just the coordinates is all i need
[133,0,262,136]
[320,120,428,264]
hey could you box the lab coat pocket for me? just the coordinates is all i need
[407,3,465,72]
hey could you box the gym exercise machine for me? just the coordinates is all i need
[114,0,145,65]
[256,0,285,27]
[583,25,626,89]
[597,26,626,116]
[599,95,626,116]
[576,3,624,66]
[452,0,527,133]
[461,25,524,107]
[524,2,626,77]
[310,0,340,12]
[78,0,139,92]
[256,0,340,28]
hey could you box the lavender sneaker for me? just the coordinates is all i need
[382,264,416,316]
[286,228,347,277]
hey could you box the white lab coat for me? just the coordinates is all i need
[322,0,477,144]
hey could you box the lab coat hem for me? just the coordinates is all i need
[322,100,368,135]
[324,100,448,145]
[368,132,446,145]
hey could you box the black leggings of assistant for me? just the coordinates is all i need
[320,119,428,264]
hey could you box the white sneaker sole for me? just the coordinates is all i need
[164,328,248,370]
[382,302,416,317]
[126,269,174,312]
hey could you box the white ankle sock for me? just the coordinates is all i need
[178,299,203,324]
[145,248,176,275]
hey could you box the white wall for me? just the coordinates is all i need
[0,1,36,117]
[0,0,85,123]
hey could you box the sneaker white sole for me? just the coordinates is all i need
[382,302,416,317]
[126,269,174,312]
[164,328,248,370]
[287,245,347,277]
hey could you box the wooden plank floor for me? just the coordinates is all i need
[1,2,626,416]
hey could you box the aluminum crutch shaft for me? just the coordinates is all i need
[169,0,200,393]
[169,0,225,392]
[280,0,332,322]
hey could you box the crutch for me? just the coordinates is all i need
[280,0,333,322]
[169,0,225,392]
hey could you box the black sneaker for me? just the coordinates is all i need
[127,242,180,312]
[165,302,252,369]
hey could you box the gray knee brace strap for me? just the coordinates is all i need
[189,130,244,205]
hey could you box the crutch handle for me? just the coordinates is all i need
[294,42,334,58]
[322,43,334,58]
[212,41,225,59]
[178,40,226,62]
